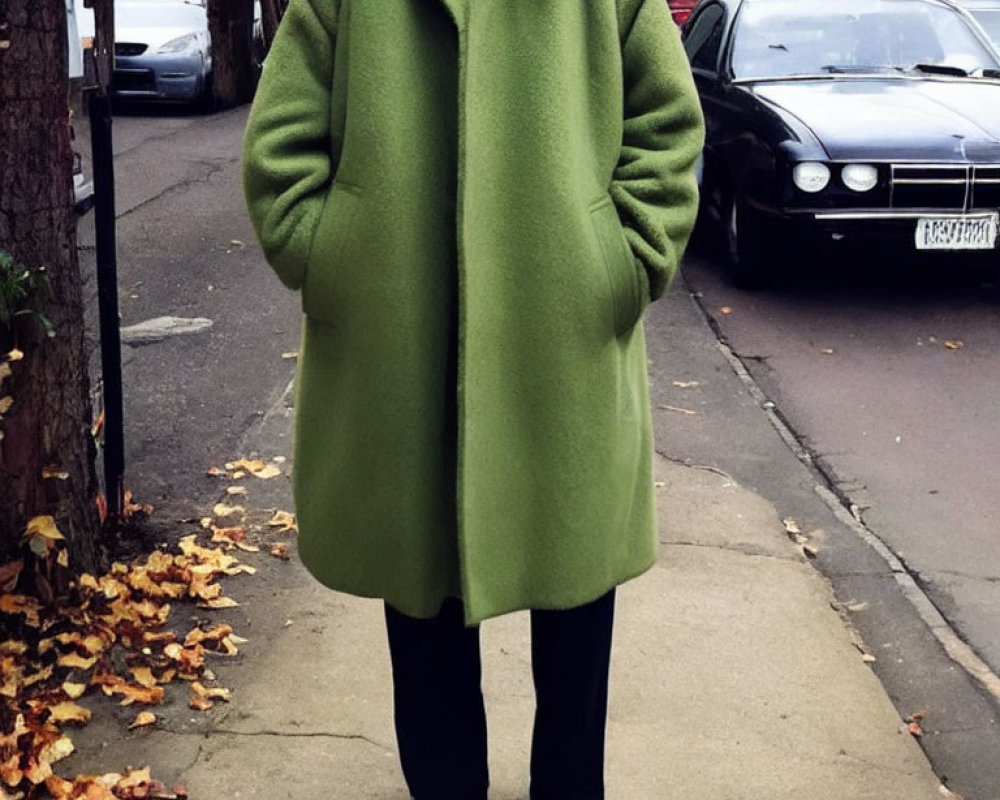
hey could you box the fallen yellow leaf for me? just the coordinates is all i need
[61,681,87,700]
[129,666,158,689]
[199,596,239,610]
[251,463,281,480]
[116,684,165,707]
[184,623,233,647]
[190,681,231,702]
[115,767,153,792]
[211,526,247,545]
[38,734,74,767]
[0,594,41,626]
[188,695,213,712]
[57,652,98,670]
[46,702,92,725]
[24,516,65,541]
[267,510,297,532]
[128,712,157,730]
[225,458,282,479]
[212,503,245,519]
[270,542,289,560]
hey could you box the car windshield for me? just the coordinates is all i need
[116,1,206,28]
[968,8,1000,45]
[75,0,206,37]
[731,0,1000,79]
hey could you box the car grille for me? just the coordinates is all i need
[115,42,148,56]
[112,69,156,93]
[891,164,1000,211]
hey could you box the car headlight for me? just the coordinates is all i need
[841,163,878,192]
[157,33,199,53]
[792,162,831,193]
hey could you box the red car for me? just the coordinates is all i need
[668,0,698,24]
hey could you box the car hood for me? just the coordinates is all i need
[115,25,205,50]
[753,78,1000,161]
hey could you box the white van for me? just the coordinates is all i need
[67,0,94,214]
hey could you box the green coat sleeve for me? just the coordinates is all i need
[612,0,706,302]
[241,0,339,290]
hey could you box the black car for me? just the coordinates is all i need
[682,0,1000,285]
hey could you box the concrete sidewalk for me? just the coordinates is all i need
[65,446,947,799]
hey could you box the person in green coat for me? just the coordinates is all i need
[243,0,704,796]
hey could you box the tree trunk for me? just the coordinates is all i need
[259,0,286,50]
[206,0,255,109]
[0,0,102,573]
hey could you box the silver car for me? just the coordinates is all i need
[77,0,213,104]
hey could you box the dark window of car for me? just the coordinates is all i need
[684,4,726,73]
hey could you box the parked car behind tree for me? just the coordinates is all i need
[75,0,215,105]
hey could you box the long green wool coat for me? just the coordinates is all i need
[242,0,704,624]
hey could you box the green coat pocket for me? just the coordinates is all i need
[589,196,646,337]
[302,183,362,323]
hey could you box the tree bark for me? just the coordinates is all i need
[0,0,102,572]
[259,0,286,50]
[206,0,255,109]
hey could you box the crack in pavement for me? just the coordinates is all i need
[116,160,232,221]
[110,108,246,160]
[175,741,206,778]
[660,539,799,561]
[188,728,391,751]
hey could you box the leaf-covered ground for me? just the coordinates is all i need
[1,459,296,800]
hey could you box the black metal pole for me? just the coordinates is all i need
[88,88,124,521]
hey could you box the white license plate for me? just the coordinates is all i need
[915,214,998,250]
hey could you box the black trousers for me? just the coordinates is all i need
[384,589,616,800]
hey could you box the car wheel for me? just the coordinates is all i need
[196,70,218,113]
[725,194,778,289]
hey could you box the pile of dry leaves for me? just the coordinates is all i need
[0,459,297,800]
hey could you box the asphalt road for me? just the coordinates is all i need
[76,102,300,521]
[73,104,1000,797]
[678,246,1000,677]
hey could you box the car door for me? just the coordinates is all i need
[682,2,733,207]
[683,1,788,215]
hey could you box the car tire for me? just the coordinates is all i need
[725,194,780,289]
[196,71,218,113]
